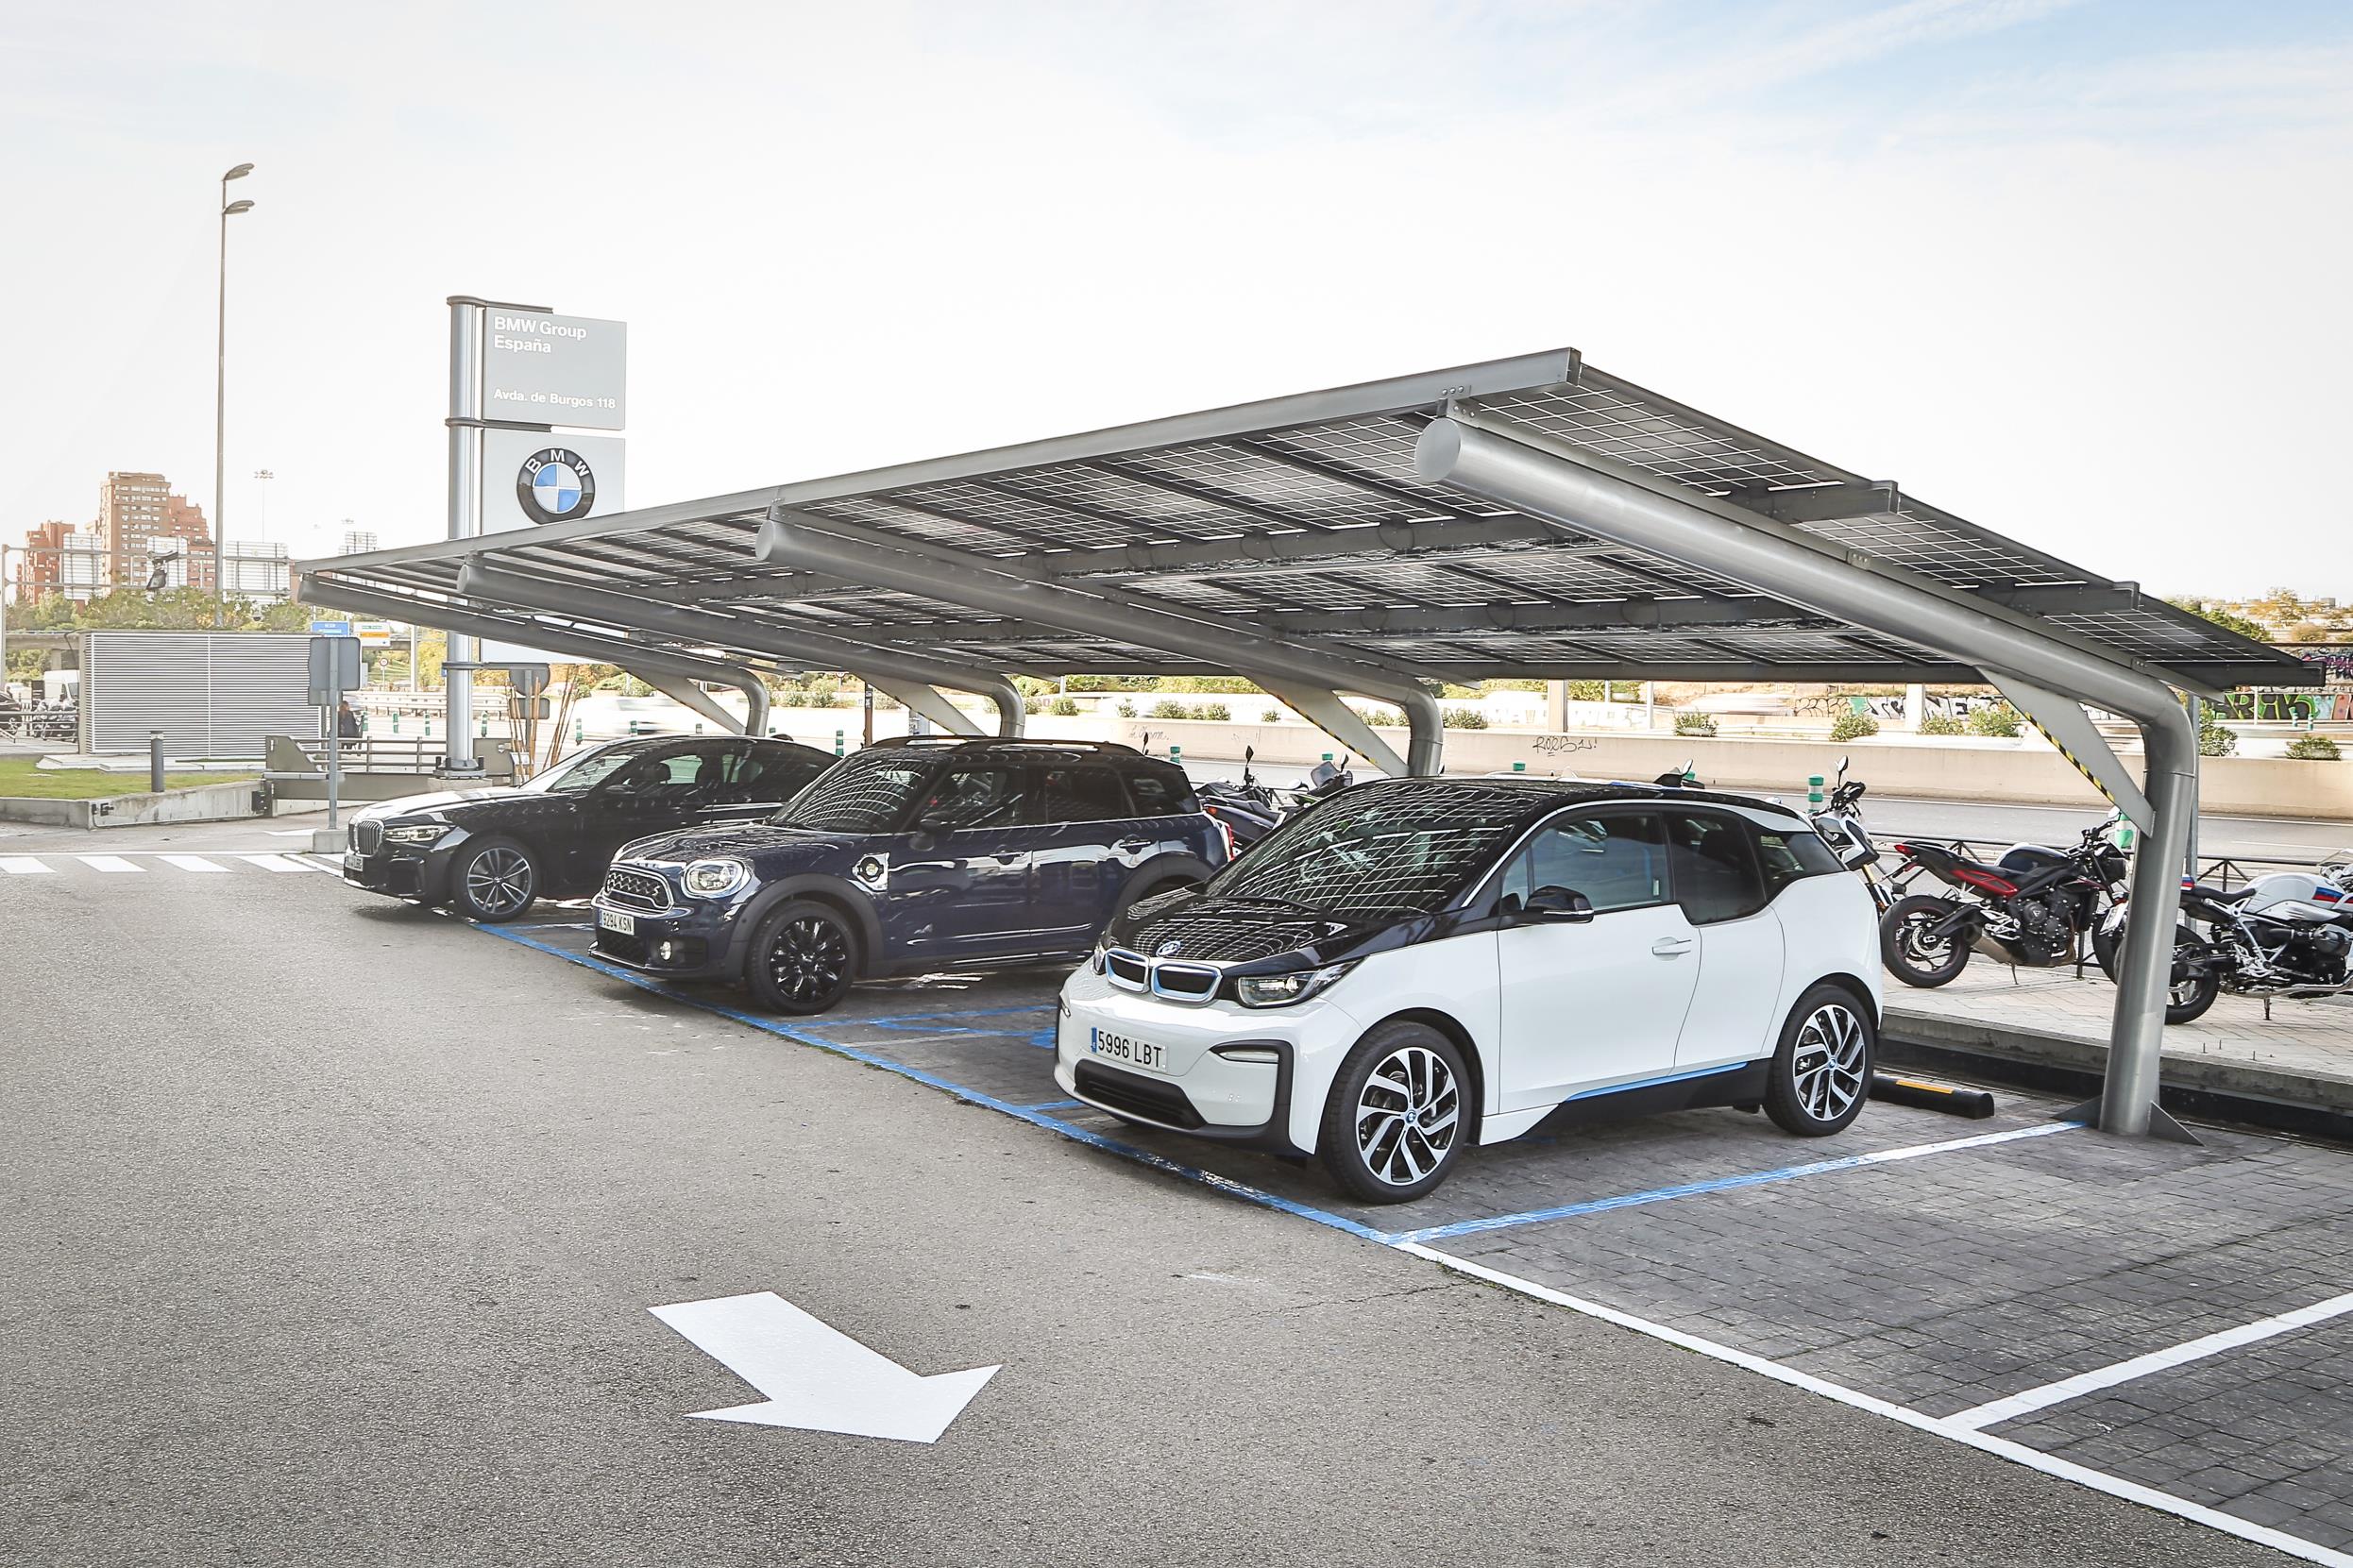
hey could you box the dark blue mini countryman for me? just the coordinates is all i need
[590,738,1232,1014]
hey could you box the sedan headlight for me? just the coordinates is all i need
[681,857,751,898]
[1233,961,1357,1009]
[383,823,449,844]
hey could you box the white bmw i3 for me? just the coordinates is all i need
[1056,777,1882,1201]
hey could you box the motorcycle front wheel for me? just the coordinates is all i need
[2097,919,2218,1024]
[1881,894,1972,987]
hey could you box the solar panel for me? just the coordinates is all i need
[297,347,2310,697]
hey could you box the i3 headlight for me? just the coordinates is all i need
[681,857,751,899]
[383,823,449,844]
[1233,960,1357,1009]
[1088,932,1110,975]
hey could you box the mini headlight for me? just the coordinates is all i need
[681,857,751,898]
[1233,961,1357,1009]
[383,823,449,844]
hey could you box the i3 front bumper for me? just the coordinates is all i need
[1054,963,1363,1155]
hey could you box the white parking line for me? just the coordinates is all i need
[0,856,56,874]
[236,854,310,873]
[1401,1243,2353,1568]
[158,854,229,873]
[77,855,145,873]
[1946,1289,2353,1432]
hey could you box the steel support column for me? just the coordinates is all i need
[631,668,748,735]
[454,562,1019,738]
[755,514,1444,776]
[1417,416,2198,1141]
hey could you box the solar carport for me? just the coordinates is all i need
[298,346,2313,1144]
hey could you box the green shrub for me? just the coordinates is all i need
[1199,702,1230,722]
[1968,703,2023,738]
[1261,707,1282,723]
[1022,695,1048,715]
[2285,734,2342,761]
[1442,706,1489,729]
[1047,696,1081,717]
[1162,675,1259,695]
[1115,700,1136,718]
[2197,713,2239,757]
[1919,713,1965,736]
[1829,712,1880,741]
[1673,711,1718,737]
[1146,700,1192,720]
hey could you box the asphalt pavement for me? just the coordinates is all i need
[0,818,2309,1567]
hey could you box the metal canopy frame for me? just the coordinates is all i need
[296,346,2311,1141]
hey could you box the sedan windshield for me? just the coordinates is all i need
[525,739,661,794]
[774,755,934,832]
[1207,781,1531,917]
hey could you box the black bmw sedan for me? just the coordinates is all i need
[341,734,835,922]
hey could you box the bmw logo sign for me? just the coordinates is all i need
[516,447,597,525]
[1156,939,1183,956]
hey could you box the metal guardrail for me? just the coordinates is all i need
[0,707,77,743]
[1867,833,2323,890]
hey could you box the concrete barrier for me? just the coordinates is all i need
[1108,719,2353,820]
[0,779,264,831]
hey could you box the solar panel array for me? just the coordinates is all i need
[303,350,2307,695]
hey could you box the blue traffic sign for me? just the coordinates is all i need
[309,618,353,637]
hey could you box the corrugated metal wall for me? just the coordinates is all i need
[79,632,315,759]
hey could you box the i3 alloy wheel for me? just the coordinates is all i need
[449,837,537,923]
[1765,985,1874,1136]
[1318,1022,1468,1203]
[746,900,857,1016]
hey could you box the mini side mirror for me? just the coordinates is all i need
[911,813,955,850]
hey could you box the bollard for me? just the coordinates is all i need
[1322,751,1333,764]
[1170,744,1181,764]
[694,722,703,735]
[1808,774,1824,808]
[391,712,401,736]
[149,730,165,793]
[479,716,488,738]
[835,728,845,757]
[575,717,584,746]
[1512,761,1526,772]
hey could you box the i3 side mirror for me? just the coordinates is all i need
[1513,885,1595,924]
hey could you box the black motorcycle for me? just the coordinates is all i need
[1197,750,1356,851]
[1879,821,2130,989]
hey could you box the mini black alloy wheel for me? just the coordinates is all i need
[745,901,857,1016]
[1318,1021,1468,1202]
[1766,984,1875,1137]
[449,838,537,923]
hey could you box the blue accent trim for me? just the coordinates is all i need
[1389,1123,2087,1245]
[466,922,1398,1244]
[1563,1060,1749,1101]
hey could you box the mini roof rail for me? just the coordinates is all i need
[864,735,1144,756]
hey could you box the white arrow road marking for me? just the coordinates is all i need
[650,1291,998,1444]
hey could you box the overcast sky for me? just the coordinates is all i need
[7,0,2349,598]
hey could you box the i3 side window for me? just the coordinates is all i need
[1056,778,1882,1202]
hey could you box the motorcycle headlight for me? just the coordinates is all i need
[1233,961,1357,1009]
[681,857,751,898]
[383,823,449,844]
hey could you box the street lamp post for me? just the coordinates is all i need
[214,162,254,628]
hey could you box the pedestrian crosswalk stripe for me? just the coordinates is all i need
[78,855,144,873]
[159,854,228,872]
[0,856,57,874]
[237,854,310,873]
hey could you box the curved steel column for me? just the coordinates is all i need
[1417,416,2193,1138]
[455,562,1021,738]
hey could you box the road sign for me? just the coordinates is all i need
[482,309,626,430]
[308,618,353,637]
[649,1291,998,1443]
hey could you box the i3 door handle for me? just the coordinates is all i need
[1651,937,1695,956]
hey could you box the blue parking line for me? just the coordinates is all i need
[1024,1100,1086,1112]
[466,923,1398,1245]
[1386,1121,2086,1245]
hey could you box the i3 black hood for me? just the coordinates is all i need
[1108,886,1429,971]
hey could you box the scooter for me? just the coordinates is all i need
[1807,755,1891,913]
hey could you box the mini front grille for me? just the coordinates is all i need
[594,928,650,965]
[602,867,673,912]
[350,819,383,855]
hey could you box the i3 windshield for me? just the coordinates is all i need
[1206,780,1534,917]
